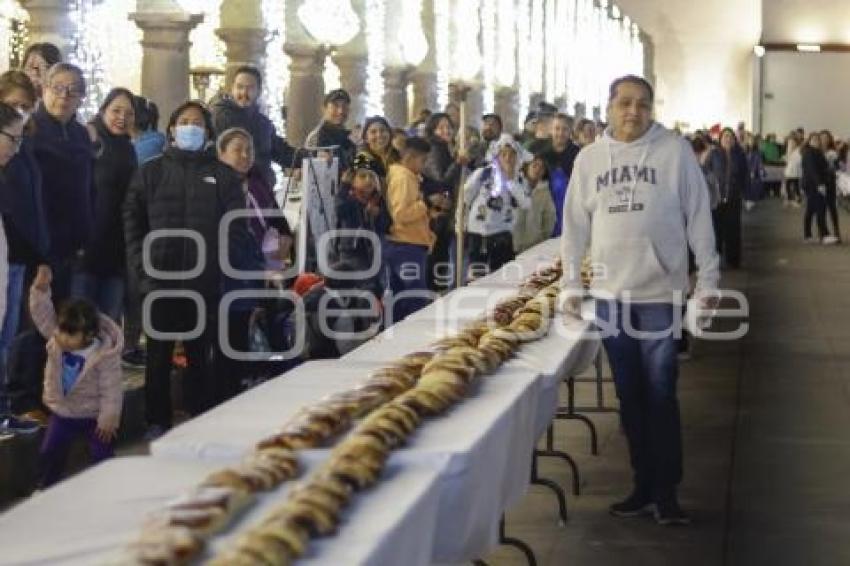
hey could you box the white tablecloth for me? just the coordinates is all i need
[299,364,542,563]
[0,456,441,566]
[151,360,386,462]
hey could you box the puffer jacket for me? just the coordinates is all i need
[31,105,96,262]
[31,286,124,430]
[123,146,259,300]
[212,96,295,188]
[82,117,138,276]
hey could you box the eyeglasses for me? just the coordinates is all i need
[0,130,23,150]
[48,83,83,99]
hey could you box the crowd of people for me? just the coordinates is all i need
[0,42,844,496]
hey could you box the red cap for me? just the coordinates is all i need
[293,273,324,297]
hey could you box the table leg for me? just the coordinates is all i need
[538,423,581,495]
[499,515,538,566]
[531,446,568,523]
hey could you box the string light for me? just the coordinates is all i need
[528,0,544,95]
[262,0,288,136]
[495,0,515,88]
[0,1,28,72]
[91,0,141,94]
[434,0,450,107]
[398,0,428,67]
[365,0,385,116]
[516,0,531,129]
[543,0,556,101]
[481,0,496,113]
[68,0,107,120]
[297,0,359,47]
[453,0,482,82]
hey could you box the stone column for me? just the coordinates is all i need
[130,11,204,130]
[19,0,74,58]
[216,0,266,90]
[465,83,484,129]
[216,28,268,90]
[409,70,437,121]
[494,87,519,133]
[284,43,328,146]
[382,65,413,128]
[332,53,368,127]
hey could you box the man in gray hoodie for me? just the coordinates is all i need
[561,75,720,526]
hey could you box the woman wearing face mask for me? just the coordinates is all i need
[0,73,50,414]
[71,88,138,323]
[20,43,61,101]
[124,101,260,437]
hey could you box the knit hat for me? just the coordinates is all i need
[293,273,325,297]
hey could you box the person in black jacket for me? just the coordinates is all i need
[423,112,469,290]
[124,100,260,435]
[211,66,296,189]
[334,166,385,296]
[801,133,837,244]
[72,88,138,322]
[708,128,749,268]
[541,113,580,237]
[31,62,95,302]
[305,89,356,172]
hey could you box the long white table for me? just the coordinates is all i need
[151,360,388,462]
[0,456,442,566]
[0,238,601,565]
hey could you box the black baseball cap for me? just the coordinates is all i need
[324,88,351,105]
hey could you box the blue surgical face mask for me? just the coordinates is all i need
[173,124,206,151]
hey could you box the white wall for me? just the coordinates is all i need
[617,0,761,131]
[761,0,850,44]
[760,51,850,137]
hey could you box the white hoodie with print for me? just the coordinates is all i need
[560,122,720,303]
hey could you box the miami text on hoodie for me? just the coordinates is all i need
[560,122,720,303]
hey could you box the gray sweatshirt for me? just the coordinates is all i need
[560,123,720,303]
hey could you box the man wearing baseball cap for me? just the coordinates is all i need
[305,88,356,171]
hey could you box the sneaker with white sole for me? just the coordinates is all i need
[654,496,691,526]
[823,236,840,245]
[609,491,654,518]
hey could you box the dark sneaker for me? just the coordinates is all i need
[654,497,691,526]
[122,349,147,369]
[609,492,653,518]
[0,415,41,434]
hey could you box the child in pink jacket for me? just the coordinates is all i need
[30,266,124,487]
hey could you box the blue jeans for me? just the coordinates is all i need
[0,264,26,414]
[382,241,431,325]
[70,272,125,323]
[596,300,683,500]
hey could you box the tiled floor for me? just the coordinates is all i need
[481,199,850,566]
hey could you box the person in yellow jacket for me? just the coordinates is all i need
[383,137,436,324]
